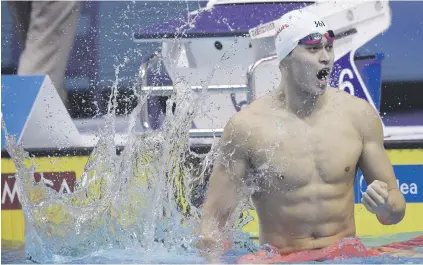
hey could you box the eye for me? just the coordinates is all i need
[307,46,321,52]
[326,44,333,51]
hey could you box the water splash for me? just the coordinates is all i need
[2,2,256,263]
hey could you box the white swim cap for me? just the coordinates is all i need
[275,9,329,62]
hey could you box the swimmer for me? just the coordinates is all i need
[196,9,406,263]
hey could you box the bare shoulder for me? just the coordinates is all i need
[328,88,382,135]
[221,109,250,143]
[226,97,266,128]
[223,111,247,137]
[328,88,377,115]
[221,97,267,143]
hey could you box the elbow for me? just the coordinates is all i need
[377,209,405,225]
[378,193,406,225]
[392,192,407,224]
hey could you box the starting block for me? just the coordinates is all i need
[1,75,87,149]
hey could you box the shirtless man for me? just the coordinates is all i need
[197,9,406,262]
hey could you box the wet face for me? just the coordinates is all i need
[281,35,334,96]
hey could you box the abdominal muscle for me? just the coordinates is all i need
[252,185,356,253]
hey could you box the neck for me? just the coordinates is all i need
[274,76,324,118]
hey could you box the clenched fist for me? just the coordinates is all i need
[361,180,391,215]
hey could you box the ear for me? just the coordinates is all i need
[279,53,291,70]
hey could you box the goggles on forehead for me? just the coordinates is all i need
[298,30,335,45]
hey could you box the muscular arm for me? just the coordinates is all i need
[197,116,248,258]
[357,102,406,225]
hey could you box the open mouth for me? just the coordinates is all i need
[316,67,331,81]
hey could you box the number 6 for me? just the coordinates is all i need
[339,69,355,96]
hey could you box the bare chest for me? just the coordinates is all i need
[247,114,363,189]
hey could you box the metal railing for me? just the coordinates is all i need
[137,53,278,136]
[137,55,152,129]
[246,54,278,103]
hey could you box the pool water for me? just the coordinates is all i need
[2,232,423,264]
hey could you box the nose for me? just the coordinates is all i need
[319,49,330,65]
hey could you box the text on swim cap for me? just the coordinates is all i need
[276,24,289,36]
[315,21,326,27]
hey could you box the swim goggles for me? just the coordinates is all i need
[298,30,335,45]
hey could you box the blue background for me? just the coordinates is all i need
[356,1,423,82]
[355,165,423,203]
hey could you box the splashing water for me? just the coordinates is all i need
[2,3,257,263]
